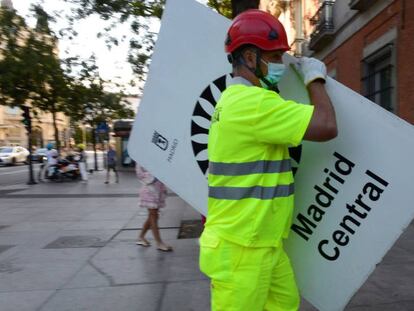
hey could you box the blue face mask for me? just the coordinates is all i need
[260,60,286,89]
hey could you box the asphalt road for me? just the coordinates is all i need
[0,151,104,187]
[0,163,42,186]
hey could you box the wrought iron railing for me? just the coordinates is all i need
[310,0,335,42]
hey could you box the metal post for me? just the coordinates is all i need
[92,126,98,171]
[23,107,37,185]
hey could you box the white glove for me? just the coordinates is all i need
[295,57,327,86]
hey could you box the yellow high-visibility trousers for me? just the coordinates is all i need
[199,229,300,311]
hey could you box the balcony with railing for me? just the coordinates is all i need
[349,0,375,11]
[309,0,336,51]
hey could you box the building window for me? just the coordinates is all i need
[362,44,395,112]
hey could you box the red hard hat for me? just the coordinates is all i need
[225,9,290,53]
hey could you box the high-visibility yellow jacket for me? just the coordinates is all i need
[205,78,314,247]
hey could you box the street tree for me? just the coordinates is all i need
[80,90,135,170]
[207,0,232,18]
[0,4,51,184]
[28,5,72,152]
[66,54,134,127]
[0,6,38,108]
[0,4,74,153]
[62,0,165,84]
[58,0,263,87]
[65,55,134,169]
[0,3,135,177]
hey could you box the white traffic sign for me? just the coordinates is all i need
[128,0,414,310]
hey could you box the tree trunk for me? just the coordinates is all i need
[26,111,36,185]
[52,109,60,154]
[231,0,260,17]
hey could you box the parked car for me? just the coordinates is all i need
[0,146,30,165]
[31,148,48,162]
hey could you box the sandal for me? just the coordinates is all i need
[157,244,173,252]
[136,239,151,247]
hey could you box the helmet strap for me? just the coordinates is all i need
[240,49,280,93]
[254,49,264,79]
[239,48,264,79]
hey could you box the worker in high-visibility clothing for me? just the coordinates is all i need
[199,9,338,311]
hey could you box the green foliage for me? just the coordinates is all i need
[64,0,165,20]
[72,125,93,145]
[0,5,67,112]
[0,5,134,149]
[0,7,38,107]
[64,55,134,129]
[59,0,260,85]
[207,0,233,18]
[63,0,165,82]
[0,5,64,149]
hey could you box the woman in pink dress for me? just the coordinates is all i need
[135,164,173,251]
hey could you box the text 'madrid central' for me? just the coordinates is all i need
[291,152,389,261]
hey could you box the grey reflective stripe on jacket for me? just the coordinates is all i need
[209,159,291,176]
[209,184,294,200]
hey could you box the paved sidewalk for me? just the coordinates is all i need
[0,170,413,311]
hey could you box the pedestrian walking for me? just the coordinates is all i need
[77,144,88,183]
[104,144,119,184]
[199,10,337,311]
[135,164,173,252]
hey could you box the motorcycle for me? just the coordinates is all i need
[40,154,81,182]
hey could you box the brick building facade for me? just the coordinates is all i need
[301,0,413,124]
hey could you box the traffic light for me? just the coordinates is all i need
[21,106,31,132]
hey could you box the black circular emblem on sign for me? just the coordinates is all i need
[190,74,302,177]
[191,74,232,176]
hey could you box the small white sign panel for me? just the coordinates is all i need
[128,1,414,310]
